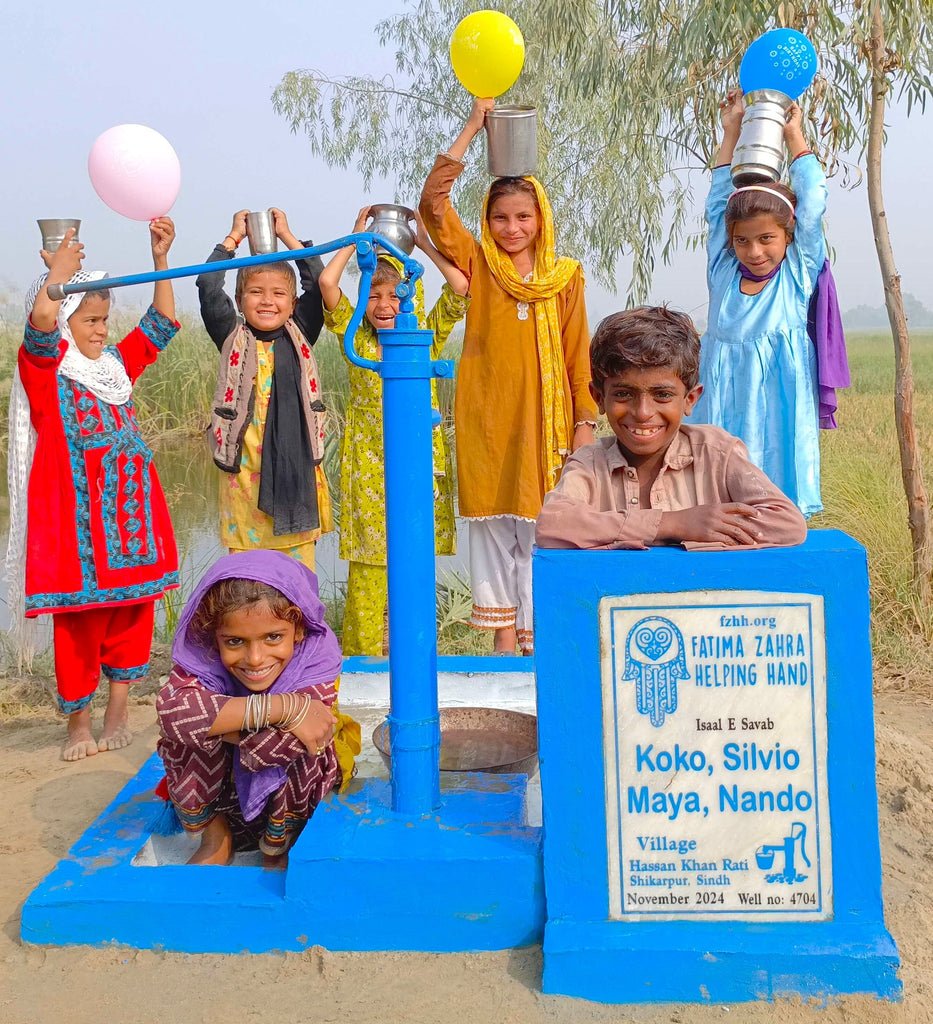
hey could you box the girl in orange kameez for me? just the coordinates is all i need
[420,98,597,655]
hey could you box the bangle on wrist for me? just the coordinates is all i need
[224,234,241,248]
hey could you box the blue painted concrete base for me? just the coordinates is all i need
[22,753,543,953]
[287,777,544,950]
[533,534,903,1004]
[543,920,902,1004]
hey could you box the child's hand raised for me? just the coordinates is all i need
[42,228,84,283]
[446,97,495,162]
[353,206,373,233]
[783,102,808,154]
[230,209,249,241]
[784,102,803,133]
[270,207,301,248]
[657,503,763,546]
[468,97,495,131]
[720,88,745,136]
[150,217,175,260]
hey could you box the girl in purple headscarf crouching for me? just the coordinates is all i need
[156,551,360,868]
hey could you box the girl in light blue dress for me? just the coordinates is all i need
[693,89,827,516]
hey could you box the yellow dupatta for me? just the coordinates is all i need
[480,178,580,491]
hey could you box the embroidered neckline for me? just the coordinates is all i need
[517,271,533,321]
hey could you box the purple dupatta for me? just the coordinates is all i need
[171,550,342,820]
[807,259,850,429]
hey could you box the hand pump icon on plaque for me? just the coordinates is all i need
[757,822,811,884]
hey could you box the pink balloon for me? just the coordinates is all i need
[88,124,181,221]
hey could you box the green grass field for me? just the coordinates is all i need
[810,331,933,684]
[1,317,931,681]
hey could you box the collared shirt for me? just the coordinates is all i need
[535,424,807,551]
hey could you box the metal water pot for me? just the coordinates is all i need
[246,210,278,255]
[37,219,81,252]
[731,89,793,186]
[485,105,538,178]
[369,205,416,255]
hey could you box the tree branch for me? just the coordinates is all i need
[866,0,932,617]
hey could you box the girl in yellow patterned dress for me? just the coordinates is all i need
[196,208,332,570]
[320,207,469,655]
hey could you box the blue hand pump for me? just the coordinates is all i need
[50,233,451,816]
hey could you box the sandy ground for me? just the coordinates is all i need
[1,683,932,1024]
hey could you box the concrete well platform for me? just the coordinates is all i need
[22,656,543,954]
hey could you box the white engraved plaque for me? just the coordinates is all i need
[600,591,832,922]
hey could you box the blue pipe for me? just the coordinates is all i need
[342,244,380,374]
[46,233,421,299]
[47,230,426,384]
[381,304,451,815]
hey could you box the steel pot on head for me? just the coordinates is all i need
[37,219,81,253]
[368,205,417,255]
[485,105,538,178]
[731,89,793,186]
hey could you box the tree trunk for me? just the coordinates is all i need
[866,2,932,618]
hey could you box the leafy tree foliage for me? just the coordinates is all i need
[273,0,696,299]
[273,1,931,300]
[274,0,933,608]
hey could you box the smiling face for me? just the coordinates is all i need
[237,270,297,332]
[365,281,401,331]
[730,213,789,276]
[592,365,703,471]
[67,294,111,359]
[215,600,302,692]
[487,192,540,260]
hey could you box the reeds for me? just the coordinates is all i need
[1,317,929,682]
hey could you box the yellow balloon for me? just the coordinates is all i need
[449,10,525,98]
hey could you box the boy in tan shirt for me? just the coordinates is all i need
[535,307,807,550]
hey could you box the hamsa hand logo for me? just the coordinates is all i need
[622,616,689,727]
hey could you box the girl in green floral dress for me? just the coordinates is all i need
[320,207,470,655]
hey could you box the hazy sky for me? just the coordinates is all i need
[2,1,930,324]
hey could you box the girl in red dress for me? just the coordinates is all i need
[8,223,180,760]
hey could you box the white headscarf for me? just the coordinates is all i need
[5,271,130,666]
[49,270,132,404]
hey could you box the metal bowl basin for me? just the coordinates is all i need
[372,706,538,774]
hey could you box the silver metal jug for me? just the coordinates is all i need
[37,219,81,253]
[731,89,793,186]
[369,205,416,255]
[485,105,538,178]
[246,210,278,255]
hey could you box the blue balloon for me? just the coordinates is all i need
[739,28,818,100]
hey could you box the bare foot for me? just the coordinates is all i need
[62,709,98,761]
[188,815,234,866]
[98,680,134,752]
[263,851,289,871]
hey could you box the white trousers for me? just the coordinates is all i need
[468,517,535,653]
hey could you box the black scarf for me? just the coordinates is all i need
[255,327,320,535]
